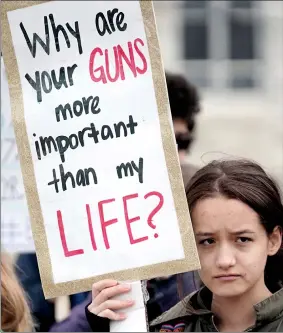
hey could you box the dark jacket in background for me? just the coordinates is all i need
[147,272,200,322]
[49,295,92,332]
[16,254,55,332]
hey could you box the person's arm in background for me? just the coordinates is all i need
[85,305,110,332]
[49,294,92,332]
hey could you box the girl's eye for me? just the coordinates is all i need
[236,237,252,243]
[199,238,215,245]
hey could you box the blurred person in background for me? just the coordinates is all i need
[166,72,201,186]
[1,253,33,332]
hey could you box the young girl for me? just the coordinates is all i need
[85,159,283,332]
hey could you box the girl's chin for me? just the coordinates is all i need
[209,283,248,298]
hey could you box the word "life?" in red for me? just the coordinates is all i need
[57,191,164,257]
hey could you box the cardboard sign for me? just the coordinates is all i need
[1,0,200,298]
[1,57,35,253]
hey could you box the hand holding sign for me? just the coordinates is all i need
[88,280,147,332]
[2,0,200,298]
[88,280,134,320]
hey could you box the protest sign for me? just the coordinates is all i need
[1,0,200,298]
[1,57,35,253]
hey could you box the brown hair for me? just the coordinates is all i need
[186,159,283,293]
[1,253,33,332]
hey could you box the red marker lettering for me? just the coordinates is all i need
[134,38,148,75]
[123,193,148,245]
[57,210,84,257]
[98,198,118,249]
[86,204,97,251]
[89,47,107,83]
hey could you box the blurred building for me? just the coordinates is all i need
[154,0,283,189]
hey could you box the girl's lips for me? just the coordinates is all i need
[214,275,241,281]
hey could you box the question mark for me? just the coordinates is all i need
[144,191,164,238]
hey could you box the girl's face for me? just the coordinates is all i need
[192,196,281,298]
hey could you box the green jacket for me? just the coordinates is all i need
[150,287,283,332]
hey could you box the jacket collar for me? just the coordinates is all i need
[150,287,283,327]
[189,286,283,323]
[254,287,283,323]
[150,288,211,327]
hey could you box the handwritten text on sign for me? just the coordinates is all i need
[7,1,184,283]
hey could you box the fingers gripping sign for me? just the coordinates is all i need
[88,279,134,321]
[88,279,148,332]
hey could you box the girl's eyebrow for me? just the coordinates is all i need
[195,232,214,237]
[231,230,255,235]
[195,230,255,237]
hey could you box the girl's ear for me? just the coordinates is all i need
[268,226,282,256]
